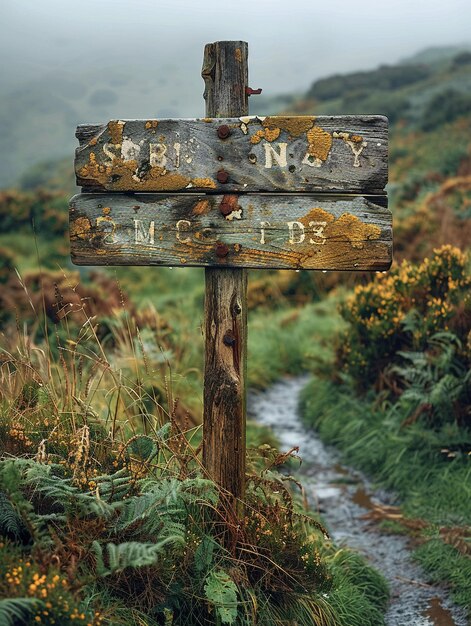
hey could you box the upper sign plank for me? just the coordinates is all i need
[75,116,388,194]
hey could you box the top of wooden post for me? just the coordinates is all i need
[202,41,249,118]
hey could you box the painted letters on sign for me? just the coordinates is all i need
[75,116,388,194]
[70,193,392,271]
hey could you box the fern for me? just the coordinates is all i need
[0,598,43,625]
[92,537,185,577]
[0,492,26,541]
[114,477,218,535]
[204,569,238,625]
[24,463,129,518]
[393,331,470,426]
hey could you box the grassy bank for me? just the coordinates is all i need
[300,246,471,616]
[300,377,471,614]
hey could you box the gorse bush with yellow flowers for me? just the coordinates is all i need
[337,245,471,427]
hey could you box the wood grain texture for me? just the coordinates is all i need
[75,115,388,194]
[202,41,248,509]
[69,193,392,271]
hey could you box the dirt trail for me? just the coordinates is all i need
[248,377,468,626]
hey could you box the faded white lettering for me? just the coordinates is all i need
[333,131,367,167]
[264,142,287,168]
[134,219,155,245]
[259,221,270,244]
[287,221,305,244]
[96,216,117,244]
[102,143,119,165]
[173,142,181,168]
[149,143,167,170]
[302,152,322,168]
[121,137,141,161]
[309,221,328,245]
[176,219,191,243]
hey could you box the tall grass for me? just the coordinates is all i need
[0,277,388,625]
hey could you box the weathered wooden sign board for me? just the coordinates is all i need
[75,115,387,194]
[70,193,391,270]
[69,40,391,512]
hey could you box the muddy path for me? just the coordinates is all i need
[248,377,468,626]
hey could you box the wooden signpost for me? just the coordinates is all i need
[70,40,391,509]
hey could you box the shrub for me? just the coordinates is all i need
[337,246,471,427]
[421,89,471,131]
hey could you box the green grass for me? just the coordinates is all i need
[248,293,345,390]
[414,539,471,609]
[326,549,389,626]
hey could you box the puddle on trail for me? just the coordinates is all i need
[248,377,467,626]
[424,597,458,626]
[351,486,375,510]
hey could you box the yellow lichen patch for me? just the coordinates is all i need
[262,116,316,137]
[104,161,139,188]
[299,208,381,250]
[70,217,91,240]
[108,121,124,145]
[78,153,112,182]
[102,207,111,215]
[78,151,191,191]
[145,120,158,129]
[299,207,335,229]
[192,199,211,215]
[143,172,190,191]
[235,48,242,62]
[306,127,333,161]
[351,134,363,143]
[191,178,217,189]
[250,128,281,144]
[89,137,98,146]
[333,214,381,248]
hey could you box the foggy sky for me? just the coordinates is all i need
[3,0,471,97]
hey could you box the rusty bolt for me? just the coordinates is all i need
[217,124,231,139]
[219,195,238,217]
[223,331,236,347]
[219,202,233,216]
[216,169,229,184]
[215,242,229,258]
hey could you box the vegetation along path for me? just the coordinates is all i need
[249,377,468,626]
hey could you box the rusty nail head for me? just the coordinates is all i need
[216,169,229,184]
[215,242,229,258]
[223,331,236,347]
[217,124,231,139]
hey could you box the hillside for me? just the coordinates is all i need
[1,44,470,190]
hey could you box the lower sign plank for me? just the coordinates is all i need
[70,193,392,270]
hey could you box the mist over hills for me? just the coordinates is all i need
[1,44,470,190]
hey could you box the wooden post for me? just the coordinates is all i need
[202,41,248,508]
